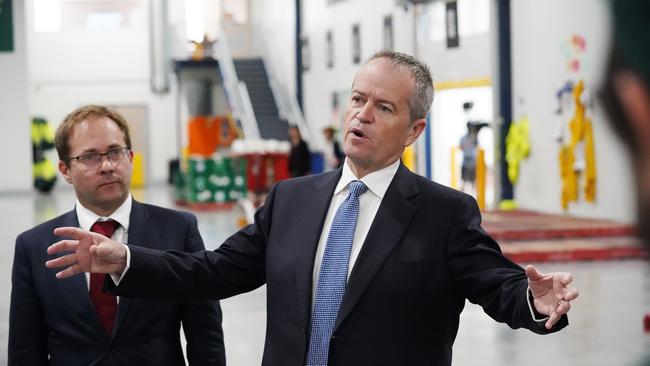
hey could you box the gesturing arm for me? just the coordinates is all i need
[47,182,280,301]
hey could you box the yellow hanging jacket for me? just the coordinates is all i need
[559,80,596,209]
[505,116,531,184]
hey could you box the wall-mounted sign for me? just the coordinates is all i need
[326,30,334,69]
[301,36,310,72]
[383,15,393,50]
[0,0,14,52]
[352,24,361,64]
[446,1,459,49]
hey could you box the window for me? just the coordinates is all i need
[383,15,393,50]
[326,31,334,69]
[301,36,310,72]
[352,24,360,64]
[34,0,145,33]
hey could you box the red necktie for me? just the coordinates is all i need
[89,219,119,335]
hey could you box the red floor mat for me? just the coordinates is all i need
[482,210,646,262]
[482,210,636,240]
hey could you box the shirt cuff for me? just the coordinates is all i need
[527,286,550,323]
[109,244,131,286]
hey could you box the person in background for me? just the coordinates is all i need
[9,105,226,366]
[322,126,345,171]
[47,51,577,366]
[600,3,650,364]
[459,122,479,193]
[288,125,312,177]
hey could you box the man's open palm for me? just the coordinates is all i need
[526,264,579,329]
[46,226,127,279]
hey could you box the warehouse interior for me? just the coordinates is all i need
[0,0,648,365]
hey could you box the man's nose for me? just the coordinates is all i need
[99,155,116,170]
[356,103,374,123]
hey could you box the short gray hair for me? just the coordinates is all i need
[365,50,434,121]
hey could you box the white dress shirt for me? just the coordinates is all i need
[311,158,400,304]
[77,194,132,295]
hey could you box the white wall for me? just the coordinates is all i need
[301,0,416,150]
[419,0,495,203]
[249,0,296,101]
[25,0,177,185]
[511,0,635,222]
[301,0,492,155]
[0,0,31,191]
[419,0,493,83]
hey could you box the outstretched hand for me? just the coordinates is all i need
[46,226,127,279]
[526,264,579,330]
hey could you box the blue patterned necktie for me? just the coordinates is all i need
[306,180,368,366]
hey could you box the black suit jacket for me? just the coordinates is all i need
[110,164,568,365]
[9,201,225,366]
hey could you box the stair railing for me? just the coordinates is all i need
[216,24,260,139]
[253,25,312,144]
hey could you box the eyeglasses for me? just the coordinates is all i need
[69,147,131,169]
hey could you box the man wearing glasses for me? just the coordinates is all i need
[8,105,226,365]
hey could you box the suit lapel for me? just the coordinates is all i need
[334,164,419,332]
[112,200,149,338]
[294,170,342,332]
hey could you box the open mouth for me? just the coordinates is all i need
[350,128,366,138]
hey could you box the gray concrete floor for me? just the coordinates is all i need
[1,184,649,365]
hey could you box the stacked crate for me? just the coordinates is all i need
[176,155,248,205]
[175,115,244,206]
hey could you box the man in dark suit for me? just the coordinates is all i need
[10,105,225,365]
[47,52,578,366]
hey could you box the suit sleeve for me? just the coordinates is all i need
[179,214,226,366]
[446,194,568,334]
[9,235,49,365]
[107,182,277,301]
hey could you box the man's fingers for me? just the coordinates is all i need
[563,288,579,301]
[45,254,78,269]
[556,300,571,315]
[545,310,561,330]
[53,226,88,239]
[53,226,106,241]
[47,239,80,255]
[545,300,571,329]
[525,264,543,281]
[55,264,83,279]
[560,273,573,286]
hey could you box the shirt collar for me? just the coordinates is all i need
[335,158,400,199]
[75,194,132,232]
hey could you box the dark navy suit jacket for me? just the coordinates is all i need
[109,164,567,365]
[9,200,226,366]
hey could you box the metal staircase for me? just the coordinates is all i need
[233,58,290,141]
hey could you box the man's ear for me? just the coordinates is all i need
[614,72,650,155]
[405,118,427,147]
[58,160,73,184]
